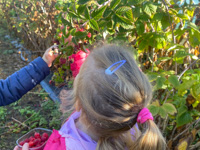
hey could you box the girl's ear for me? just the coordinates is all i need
[75,99,82,111]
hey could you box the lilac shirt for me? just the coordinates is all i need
[56,111,138,150]
[59,111,97,150]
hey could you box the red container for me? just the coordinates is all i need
[16,128,52,150]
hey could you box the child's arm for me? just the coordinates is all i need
[0,45,58,106]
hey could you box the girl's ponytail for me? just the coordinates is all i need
[132,120,166,150]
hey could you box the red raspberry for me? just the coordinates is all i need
[87,33,91,38]
[19,141,25,146]
[79,28,84,32]
[34,132,41,139]
[42,132,49,138]
[28,141,34,147]
[59,58,67,65]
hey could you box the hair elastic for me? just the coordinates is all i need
[137,108,154,124]
[105,60,126,75]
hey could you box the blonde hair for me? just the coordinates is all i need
[63,45,166,150]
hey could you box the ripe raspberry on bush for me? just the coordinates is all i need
[87,32,91,38]
[69,49,90,78]
[59,57,67,65]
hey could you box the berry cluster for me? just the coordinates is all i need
[19,132,49,149]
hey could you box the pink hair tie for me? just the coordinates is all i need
[137,108,153,124]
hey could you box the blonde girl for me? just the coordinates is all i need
[44,44,166,150]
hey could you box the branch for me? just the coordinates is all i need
[173,118,200,141]
[189,141,200,150]
[178,57,200,80]
[12,117,30,129]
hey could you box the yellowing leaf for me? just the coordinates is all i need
[177,141,188,150]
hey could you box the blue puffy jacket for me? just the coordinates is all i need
[0,57,50,106]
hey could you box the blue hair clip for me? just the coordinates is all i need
[105,60,126,75]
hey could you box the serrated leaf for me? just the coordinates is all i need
[178,80,196,96]
[110,0,121,10]
[116,6,131,15]
[84,7,90,20]
[78,0,89,4]
[128,0,146,5]
[156,76,166,89]
[159,107,167,118]
[103,7,112,18]
[168,75,180,88]
[148,105,160,116]
[77,5,86,15]
[114,14,133,29]
[143,2,157,17]
[89,19,100,32]
[176,111,192,127]
[125,8,134,21]
[91,5,107,20]
[162,103,177,115]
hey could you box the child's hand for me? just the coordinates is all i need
[42,45,59,67]
[14,143,29,150]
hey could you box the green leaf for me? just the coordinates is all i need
[125,8,134,22]
[110,0,121,10]
[61,17,70,26]
[77,5,86,15]
[116,6,131,15]
[89,19,100,32]
[156,76,166,89]
[178,80,196,96]
[97,0,107,4]
[177,14,190,20]
[61,46,74,56]
[84,7,90,20]
[114,14,133,29]
[168,75,180,88]
[132,7,142,18]
[91,5,107,20]
[178,105,188,116]
[143,2,157,17]
[78,0,89,4]
[161,13,171,29]
[159,107,167,118]
[136,21,144,35]
[103,7,112,18]
[176,111,192,127]
[74,31,87,39]
[153,13,163,21]
[147,73,157,82]
[148,105,160,116]
[191,83,200,100]
[128,0,146,5]
[187,22,200,33]
[162,103,177,115]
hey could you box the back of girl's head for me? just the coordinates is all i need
[73,44,166,150]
